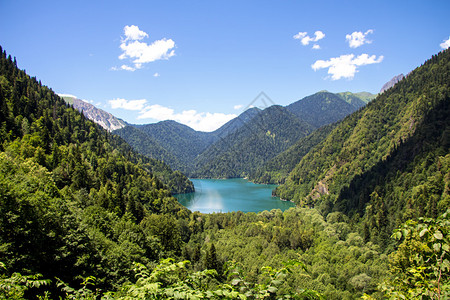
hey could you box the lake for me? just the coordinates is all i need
[175,178,295,213]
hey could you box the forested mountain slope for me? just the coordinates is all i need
[249,92,374,185]
[113,107,261,174]
[286,91,370,128]
[276,49,450,244]
[1,46,448,300]
[0,45,195,291]
[113,124,184,172]
[115,91,371,177]
[211,106,261,138]
[192,105,315,178]
[134,120,216,166]
[249,123,337,184]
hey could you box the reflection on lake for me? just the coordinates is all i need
[175,178,295,214]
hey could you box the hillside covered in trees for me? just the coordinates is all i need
[276,49,450,245]
[1,46,449,299]
[115,91,373,178]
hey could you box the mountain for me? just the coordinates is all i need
[115,91,372,177]
[3,45,446,299]
[131,120,217,172]
[114,107,261,174]
[249,123,337,184]
[192,105,315,178]
[212,107,261,138]
[114,126,190,183]
[276,50,450,244]
[380,73,405,93]
[337,91,375,107]
[286,91,369,128]
[61,95,127,131]
[249,91,375,184]
[0,46,192,291]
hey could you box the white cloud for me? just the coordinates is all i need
[294,31,325,48]
[312,53,384,80]
[137,104,237,132]
[234,104,243,110]
[123,25,148,41]
[114,25,176,71]
[293,32,307,40]
[346,29,373,48]
[109,98,147,110]
[110,64,138,71]
[153,72,160,77]
[440,36,450,49]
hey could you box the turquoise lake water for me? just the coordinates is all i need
[175,178,295,213]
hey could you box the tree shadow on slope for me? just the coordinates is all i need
[332,95,449,244]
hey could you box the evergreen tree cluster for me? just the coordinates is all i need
[1,45,449,299]
[276,49,450,248]
[0,45,191,294]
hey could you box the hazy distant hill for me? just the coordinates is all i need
[60,95,127,131]
[337,91,375,107]
[113,125,183,170]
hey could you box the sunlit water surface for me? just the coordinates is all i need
[175,178,295,214]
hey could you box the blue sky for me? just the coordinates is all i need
[1,0,449,131]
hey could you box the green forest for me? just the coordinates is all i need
[1,45,449,300]
[114,91,372,179]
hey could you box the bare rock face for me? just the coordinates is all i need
[380,74,405,93]
[60,95,126,131]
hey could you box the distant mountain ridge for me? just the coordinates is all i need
[192,105,315,178]
[114,90,375,178]
[60,95,127,131]
[275,49,450,244]
[286,91,368,128]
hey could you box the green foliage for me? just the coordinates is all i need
[277,49,450,247]
[1,45,448,300]
[182,207,387,298]
[250,123,336,184]
[0,45,189,291]
[111,258,323,299]
[0,262,51,300]
[380,210,450,299]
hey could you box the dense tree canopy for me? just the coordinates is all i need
[276,49,450,248]
[1,45,449,299]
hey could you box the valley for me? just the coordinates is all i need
[113,90,374,178]
[0,45,449,299]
